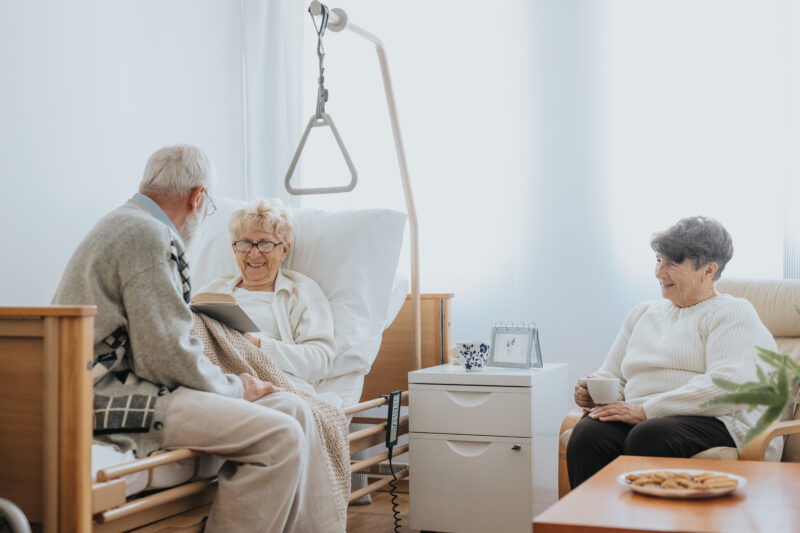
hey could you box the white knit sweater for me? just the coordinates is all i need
[595,293,783,461]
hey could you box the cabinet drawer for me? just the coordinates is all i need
[409,433,532,533]
[409,384,531,437]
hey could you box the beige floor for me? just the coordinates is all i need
[347,492,410,533]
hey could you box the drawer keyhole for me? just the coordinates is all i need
[511,444,521,451]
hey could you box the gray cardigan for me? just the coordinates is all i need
[53,198,243,457]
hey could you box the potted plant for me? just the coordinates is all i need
[704,344,800,445]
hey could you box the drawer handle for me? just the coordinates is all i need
[445,440,491,457]
[445,391,492,407]
[512,444,521,451]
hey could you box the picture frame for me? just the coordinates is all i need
[488,323,543,369]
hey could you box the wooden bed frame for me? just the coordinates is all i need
[0,293,451,532]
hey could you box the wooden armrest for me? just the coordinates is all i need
[96,448,203,482]
[557,407,588,499]
[559,407,589,439]
[739,419,800,461]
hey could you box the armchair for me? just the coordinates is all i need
[557,278,800,498]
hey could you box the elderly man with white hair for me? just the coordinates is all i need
[52,145,345,533]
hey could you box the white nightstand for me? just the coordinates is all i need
[408,363,568,533]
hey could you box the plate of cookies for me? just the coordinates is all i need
[617,469,747,499]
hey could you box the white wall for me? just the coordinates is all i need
[0,1,247,305]
[292,0,626,388]
[293,0,793,390]
[1,1,794,396]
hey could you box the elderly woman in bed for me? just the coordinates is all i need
[201,198,336,392]
[566,216,782,489]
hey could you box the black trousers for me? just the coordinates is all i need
[566,415,736,489]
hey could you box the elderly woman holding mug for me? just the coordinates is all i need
[567,216,782,489]
[201,198,336,392]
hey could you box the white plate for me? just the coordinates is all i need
[617,468,747,499]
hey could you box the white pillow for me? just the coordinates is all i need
[187,197,407,378]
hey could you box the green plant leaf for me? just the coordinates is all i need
[711,377,745,392]
[742,403,785,445]
[756,347,786,370]
[783,355,800,376]
[732,383,773,394]
[757,364,767,383]
[755,348,800,377]
[778,366,789,398]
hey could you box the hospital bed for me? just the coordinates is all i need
[0,203,452,532]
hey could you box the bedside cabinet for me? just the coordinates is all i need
[408,363,568,533]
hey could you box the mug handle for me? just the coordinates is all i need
[450,346,461,365]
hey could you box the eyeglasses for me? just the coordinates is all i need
[203,190,217,216]
[233,240,284,254]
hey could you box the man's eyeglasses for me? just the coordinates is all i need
[203,190,217,216]
[233,240,284,254]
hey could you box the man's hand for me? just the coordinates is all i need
[244,333,261,348]
[588,401,646,424]
[574,376,596,408]
[239,372,280,401]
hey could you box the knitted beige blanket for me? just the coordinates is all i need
[191,314,351,522]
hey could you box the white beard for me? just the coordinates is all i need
[178,207,203,249]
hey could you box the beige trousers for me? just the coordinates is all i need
[162,388,345,533]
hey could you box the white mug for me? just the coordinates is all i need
[451,341,490,371]
[586,377,620,405]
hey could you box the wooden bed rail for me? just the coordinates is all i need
[349,468,409,502]
[94,417,410,526]
[95,391,411,483]
[97,479,212,523]
[351,443,409,474]
[95,479,216,527]
[95,448,203,482]
[350,416,409,454]
[343,390,409,416]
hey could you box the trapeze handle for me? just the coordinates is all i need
[284,113,358,196]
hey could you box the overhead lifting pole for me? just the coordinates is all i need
[299,1,422,370]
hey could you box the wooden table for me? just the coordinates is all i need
[533,455,800,533]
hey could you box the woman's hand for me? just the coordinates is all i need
[574,376,596,408]
[239,372,280,401]
[588,401,646,424]
[244,332,261,348]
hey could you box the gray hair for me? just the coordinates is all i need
[650,216,733,281]
[229,198,295,244]
[139,145,216,197]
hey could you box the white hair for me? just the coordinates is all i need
[229,198,295,244]
[139,145,216,197]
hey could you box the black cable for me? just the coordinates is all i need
[387,447,401,533]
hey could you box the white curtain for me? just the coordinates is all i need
[240,0,304,204]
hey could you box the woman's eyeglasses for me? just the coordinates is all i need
[233,240,284,254]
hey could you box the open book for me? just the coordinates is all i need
[190,292,260,332]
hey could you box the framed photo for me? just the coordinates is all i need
[488,324,543,369]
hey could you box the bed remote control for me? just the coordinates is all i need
[385,390,402,448]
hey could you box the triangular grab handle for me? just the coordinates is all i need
[284,113,358,196]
